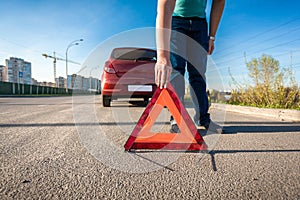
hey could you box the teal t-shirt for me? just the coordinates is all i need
[173,0,207,18]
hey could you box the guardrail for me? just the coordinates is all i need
[0,81,100,95]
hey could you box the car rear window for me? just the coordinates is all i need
[112,48,157,61]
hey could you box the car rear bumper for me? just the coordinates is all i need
[102,84,157,98]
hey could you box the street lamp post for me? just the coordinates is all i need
[65,39,83,92]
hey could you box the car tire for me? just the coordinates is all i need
[143,97,149,106]
[102,96,111,107]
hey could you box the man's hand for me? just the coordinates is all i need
[208,39,215,55]
[155,61,172,89]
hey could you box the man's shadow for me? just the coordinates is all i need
[216,121,300,134]
[198,121,300,171]
[208,148,300,171]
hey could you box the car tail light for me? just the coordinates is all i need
[104,61,116,74]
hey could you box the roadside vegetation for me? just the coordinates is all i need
[228,54,299,110]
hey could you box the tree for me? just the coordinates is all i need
[229,54,299,109]
[248,54,283,86]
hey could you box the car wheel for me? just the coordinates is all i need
[102,96,111,107]
[143,97,149,106]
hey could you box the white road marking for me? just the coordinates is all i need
[0,112,11,115]
[59,108,73,113]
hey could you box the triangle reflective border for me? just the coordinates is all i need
[124,84,207,151]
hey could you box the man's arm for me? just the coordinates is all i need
[208,0,225,55]
[155,0,176,88]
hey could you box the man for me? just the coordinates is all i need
[155,0,225,132]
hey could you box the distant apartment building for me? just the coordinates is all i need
[68,74,99,90]
[67,74,78,89]
[32,78,38,85]
[23,61,32,84]
[73,74,83,89]
[82,77,90,90]
[5,57,32,84]
[0,65,8,82]
[56,74,100,90]
[37,81,55,87]
[55,76,66,88]
[90,77,100,91]
[0,65,2,81]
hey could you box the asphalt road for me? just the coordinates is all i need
[0,96,299,199]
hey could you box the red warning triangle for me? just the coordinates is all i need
[124,84,207,151]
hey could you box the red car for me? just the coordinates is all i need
[101,47,157,107]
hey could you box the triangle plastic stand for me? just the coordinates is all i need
[124,84,207,151]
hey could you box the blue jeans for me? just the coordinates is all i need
[170,16,210,126]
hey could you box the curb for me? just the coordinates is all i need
[211,103,300,122]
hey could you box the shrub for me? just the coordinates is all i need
[228,54,300,110]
